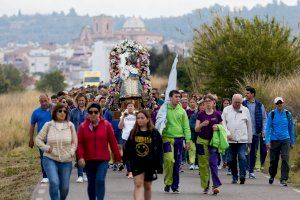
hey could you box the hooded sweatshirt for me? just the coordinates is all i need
[162,104,191,142]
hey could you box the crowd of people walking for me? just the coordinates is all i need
[29,85,295,200]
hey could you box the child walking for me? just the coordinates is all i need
[124,110,163,200]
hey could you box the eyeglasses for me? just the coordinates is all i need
[57,109,67,114]
[61,101,67,104]
[275,102,283,105]
[88,110,99,115]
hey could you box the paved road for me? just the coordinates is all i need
[31,166,300,200]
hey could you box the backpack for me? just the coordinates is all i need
[270,110,292,123]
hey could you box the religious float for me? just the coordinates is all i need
[107,40,153,118]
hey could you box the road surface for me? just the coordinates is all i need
[31,165,300,200]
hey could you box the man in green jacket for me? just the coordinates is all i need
[162,90,191,193]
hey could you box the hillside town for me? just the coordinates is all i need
[0,15,190,89]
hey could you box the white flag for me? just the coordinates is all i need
[155,54,178,134]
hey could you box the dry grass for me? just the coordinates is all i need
[0,91,40,151]
[0,91,41,199]
[238,72,300,187]
[237,72,300,113]
[151,75,168,91]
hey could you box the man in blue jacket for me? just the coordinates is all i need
[265,97,295,187]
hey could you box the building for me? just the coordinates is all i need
[27,49,51,74]
[75,15,163,46]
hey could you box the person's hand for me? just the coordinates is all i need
[47,146,53,153]
[185,142,191,151]
[227,135,234,141]
[201,120,209,127]
[290,144,294,150]
[266,144,271,150]
[261,132,265,138]
[212,124,218,131]
[78,158,86,167]
[28,138,34,148]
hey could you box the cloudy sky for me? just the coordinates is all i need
[0,0,298,18]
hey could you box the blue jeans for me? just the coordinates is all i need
[230,143,247,181]
[42,157,72,200]
[39,149,47,178]
[85,160,109,200]
[249,135,267,173]
[122,139,131,172]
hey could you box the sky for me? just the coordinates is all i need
[0,0,298,18]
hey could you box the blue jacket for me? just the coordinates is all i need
[265,108,295,145]
[70,107,88,131]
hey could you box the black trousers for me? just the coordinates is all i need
[269,139,290,181]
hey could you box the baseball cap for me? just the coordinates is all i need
[274,97,284,104]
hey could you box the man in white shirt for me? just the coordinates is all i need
[222,94,252,184]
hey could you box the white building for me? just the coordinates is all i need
[92,40,116,83]
[27,49,51,74]
[0,51,4,64]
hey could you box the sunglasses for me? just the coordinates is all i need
[88,110,99,115]
[61,101,67,103]
[276,102,283,105]
[57,109,67,114]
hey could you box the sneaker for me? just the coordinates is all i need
[83,173,88,182]
[269,177,274,185]
[203,187,209,194]
[240,177,245,184]
[76,176,84,183]
[249,173,256,179]
[194,165,199,170]
[118,163,124,171]
[189,164,195,170]
[127,172,133,179]
[112,164,118,171]
[232,179,238,184]
[164,185,171,193]
[218,165,222,170]
[41,178,49,183]
[226,170,232,175]
[172,189,180,194]
[212,187,220,195]
[280,180,288,187]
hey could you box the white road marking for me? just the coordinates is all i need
[293,189,300,193]
[38,189,46,194]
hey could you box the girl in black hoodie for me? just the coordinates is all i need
[124,110,163,200]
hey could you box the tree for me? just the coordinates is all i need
[0,64,23,93]
[36,71,66,93]
[188,16,300,96]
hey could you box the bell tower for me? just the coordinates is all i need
[92,15,113,39]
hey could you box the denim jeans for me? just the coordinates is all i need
[249,135,267,173]
[85,160,109,200]
[230,143,247,181]
[122,139,131,172]
[39,149,47,178]
[42,157,72,200]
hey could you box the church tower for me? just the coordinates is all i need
[92,15,113,39]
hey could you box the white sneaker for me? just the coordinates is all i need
[83,173,88,182]
[194,165,199,170]
[189,164,195,170]
[41,178,49,183]
[76,176,84,183]
[218,165,222,170]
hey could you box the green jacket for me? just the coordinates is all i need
[162,104,191,142]
[210,124,229,154]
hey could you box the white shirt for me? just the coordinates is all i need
[222,105,253,143]
[120,114,136,140]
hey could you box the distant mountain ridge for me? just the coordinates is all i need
[0,1,300,46]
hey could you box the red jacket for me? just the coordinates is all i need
[77,117,121,162]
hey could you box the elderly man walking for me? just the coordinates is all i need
[222,94,252,184]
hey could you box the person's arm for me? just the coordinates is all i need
[245,108,253,143]
[35,122,51,152]
[288,113,295,146]
[118,115,125,129]
[70,123,78,156]
[29,111,37,148]
[77,125,85,160]
[107,122,122,162]
[261,104,267,137]
[182,111,191,143]
[265,112,272,147]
